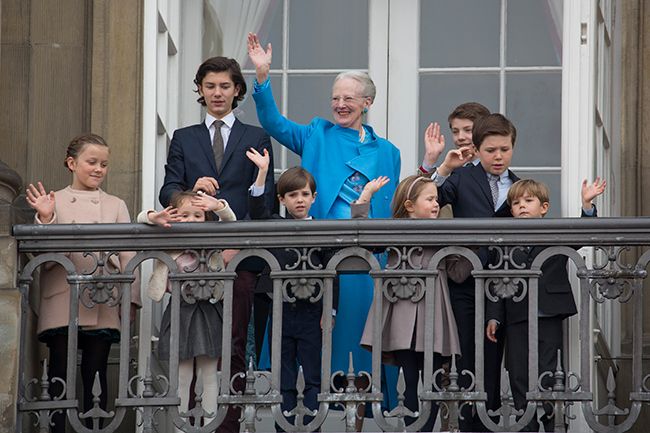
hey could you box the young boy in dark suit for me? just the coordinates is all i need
[426,113,520,431]
[246,148,338,430]
[485,178,606,432]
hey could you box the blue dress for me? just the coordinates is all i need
[253,79,400,410]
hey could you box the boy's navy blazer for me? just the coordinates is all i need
[248,194,339,309]
[485,208,596,326]
[159,119,275,220]
[437,162,520,218]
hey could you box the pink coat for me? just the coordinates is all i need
[36,186,141,334]
[352,202,470,363]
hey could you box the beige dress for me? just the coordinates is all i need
[353,202,470,364]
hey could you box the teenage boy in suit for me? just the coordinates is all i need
[426,113,520,431]
[159,56,274,432]
[246,148,338,431]
[485,178,605,432]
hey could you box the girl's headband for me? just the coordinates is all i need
[405,176,432,200]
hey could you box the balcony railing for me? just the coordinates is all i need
[12,218,650,432]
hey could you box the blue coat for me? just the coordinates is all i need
[252,82,401,219]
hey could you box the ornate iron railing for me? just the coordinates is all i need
[13,218,650,432]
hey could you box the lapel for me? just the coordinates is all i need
[468,163,495,209]
[221,118,244,172]
[345,131,380,181]
[194,122,218,174]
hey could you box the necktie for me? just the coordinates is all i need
[212,120,225,174]
[488,174,499,209]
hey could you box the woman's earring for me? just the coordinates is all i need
[363,107,368,114]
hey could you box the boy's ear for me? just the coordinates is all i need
[277,194,285,205]
[312,191,317,201]
[540,201,550,216]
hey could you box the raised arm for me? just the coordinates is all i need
[246,147,270,189]
[248,32,272,84]
[351,176,390,219]
[581,177,606,212]
[436,147,472,177]
[420,122,446,172]
[26,182,56,223]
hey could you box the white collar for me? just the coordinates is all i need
[205,111,236,130]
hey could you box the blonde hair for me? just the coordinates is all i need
[507,179,550,206]
[391,175,436,219]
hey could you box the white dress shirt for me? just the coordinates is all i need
[205,111,236,151]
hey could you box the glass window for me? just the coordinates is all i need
[507,0,562,66]
[506,72,562,167]
[288,0,368,69]
[420,0,501,68]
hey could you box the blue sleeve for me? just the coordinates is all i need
[252,79,314,156]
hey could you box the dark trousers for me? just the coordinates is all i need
[393,350,445,432]
[272,301,322,432]
[47,333,112,433]
[217,270,256,433]
[506,318,563,432]
[449,281,504,432]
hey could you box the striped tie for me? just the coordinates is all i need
[488,174,499,209]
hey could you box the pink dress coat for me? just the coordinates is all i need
[35,186,141,335]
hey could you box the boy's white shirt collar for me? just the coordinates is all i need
[205,111,236,129]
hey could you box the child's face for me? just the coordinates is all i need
[67,144,109,191]
[198,71,240,119]
[279,184,316,219]
[406,183,439,219]
[176,198,206,222]
[450,117,476,155]
[510,192,549,218]
[477,135,513,176]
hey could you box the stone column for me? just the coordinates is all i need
[0,161,23,432]
[617,1,650,431]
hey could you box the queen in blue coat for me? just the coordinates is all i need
[248,33,400,411]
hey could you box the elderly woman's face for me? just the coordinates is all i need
[331,78,371,130]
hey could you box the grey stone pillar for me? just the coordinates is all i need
[0,160,22,433]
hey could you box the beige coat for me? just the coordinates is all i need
[136,200,236,301]
[36,186,141,334]
[353,202,470,363]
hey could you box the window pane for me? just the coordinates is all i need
[238,74,285,170]
[286,74,338,167]
[289,0,368,69]
[420,0,501,68]
[241,2,284,70]
[506,72,561,167]
[418,73,500,164]
[507,0,562,66]
[512,170,561,217]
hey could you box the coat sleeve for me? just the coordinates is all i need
[252,80,315,156]
[436,169,460,208]
[214,200,237,221]
[159,130,187,207]
[248,193,273,220]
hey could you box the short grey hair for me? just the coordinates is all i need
[334,71,376,102]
